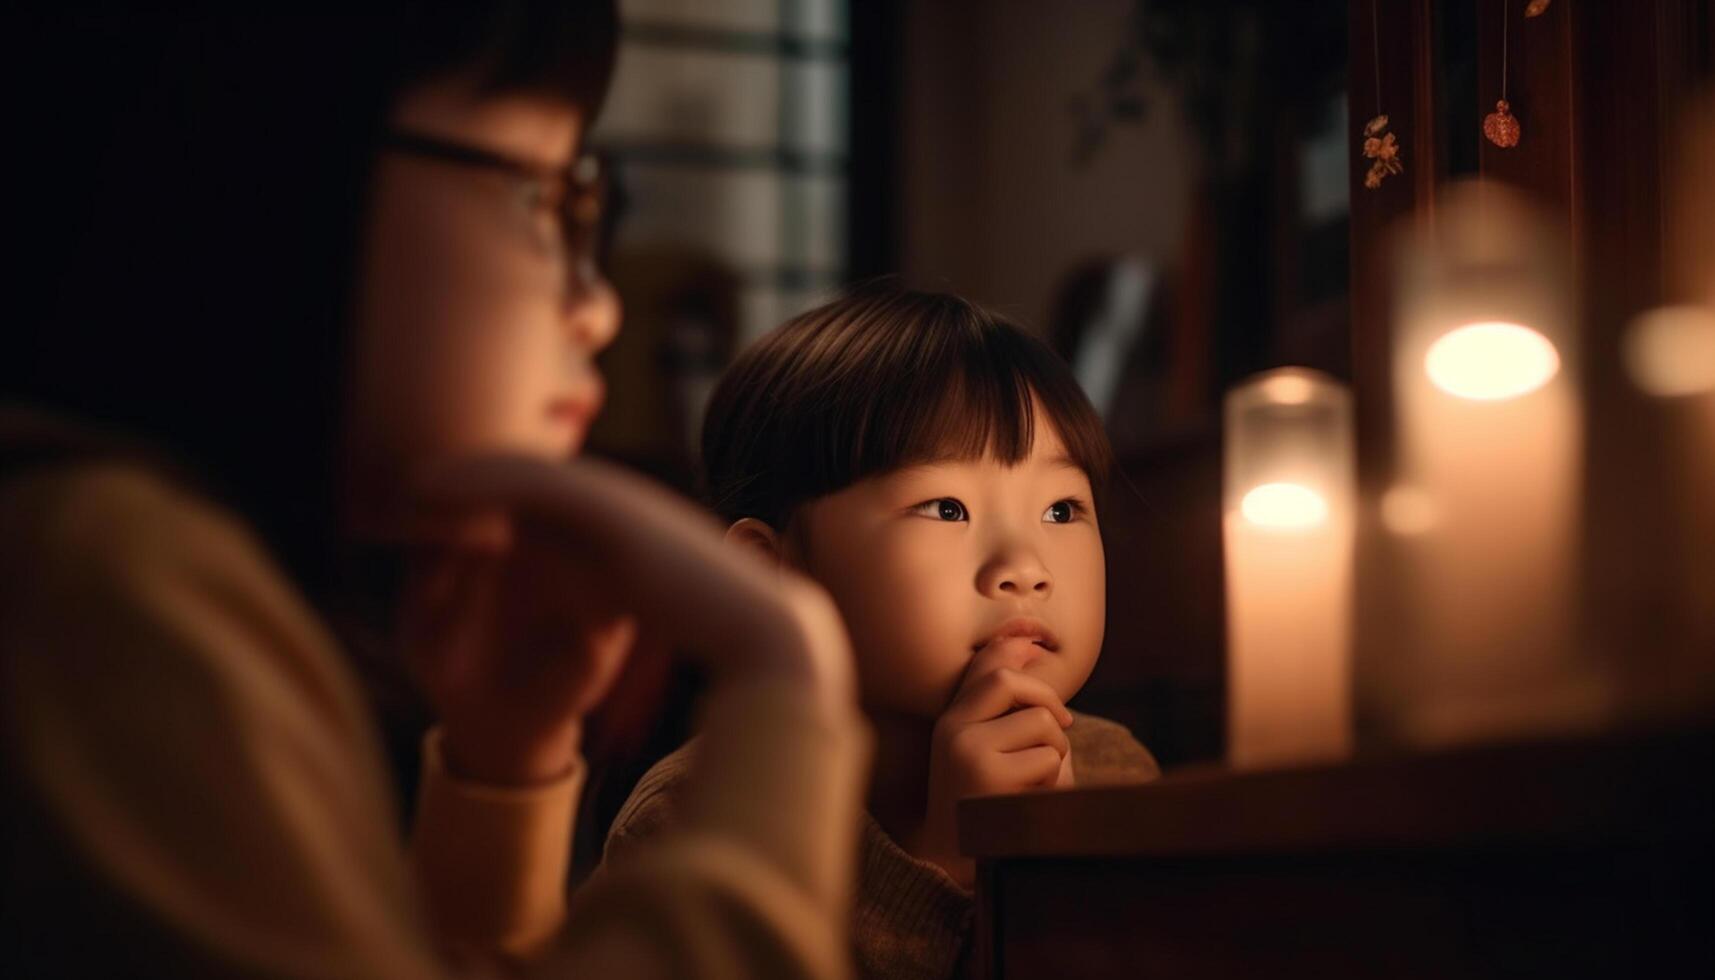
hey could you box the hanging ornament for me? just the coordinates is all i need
[1484,100,1521,147]
[1524,0,1552,17]
[1364,115,1403,188]
[1360,0,1403,189]
[1484,0,1521,148]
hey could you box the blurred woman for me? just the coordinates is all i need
[0,5,867,977]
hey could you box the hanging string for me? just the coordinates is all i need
[1501,0,1509,103]
[1373,0,1383,118]
[1359,0,1403,188]
[1482,0,1521,148]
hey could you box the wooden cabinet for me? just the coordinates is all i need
[960,727,1713,978]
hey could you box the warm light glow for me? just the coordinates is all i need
[1424,321,1561,400]
[1380,485,1438,536]
[1223,369,1354,769]
[1624,304,1715,397]
[1262,373,1315,405]
[1240,482,1328,530]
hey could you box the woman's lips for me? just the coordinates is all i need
[547,380,605,430]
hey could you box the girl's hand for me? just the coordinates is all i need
[404,455,854,785]
[914,642,1074,888]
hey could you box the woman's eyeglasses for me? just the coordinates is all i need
[380,128,607,307]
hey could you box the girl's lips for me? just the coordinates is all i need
[973,617,1061,653]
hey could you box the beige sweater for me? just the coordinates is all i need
[606,713,1160,980]
[0,458,870,979]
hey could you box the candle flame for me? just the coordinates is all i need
[1425,321,1560,400]
[1261,373,1316,405]
[1240,482,1328,530]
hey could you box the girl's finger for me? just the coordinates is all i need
[968,706,1071,757]
[992,745,1064,789]
[956,639,1045,696]
[943,668,1072,729]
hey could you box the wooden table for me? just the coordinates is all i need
[958,726,1713,979]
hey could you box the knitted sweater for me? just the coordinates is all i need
[605,712,1159,980]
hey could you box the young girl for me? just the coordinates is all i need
[1,6,865,977]
[604,286,1160,979]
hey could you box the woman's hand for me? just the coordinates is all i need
[403,454,854,785]
[399,541,642,785]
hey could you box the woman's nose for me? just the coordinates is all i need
[977,545,1053,599]
[565,277,621,356]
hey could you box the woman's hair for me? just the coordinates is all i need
[700,284,1115,530]
[0,3,618,596]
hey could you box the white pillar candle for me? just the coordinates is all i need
[1223,368,1355,769]
[1384,181,1602,746]
[1616,100,1715,716]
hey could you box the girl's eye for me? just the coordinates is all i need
[912,498,968,522]
[1043,499,1080,524]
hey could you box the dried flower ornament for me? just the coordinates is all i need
[1359,0,1402,190]
[1363,117,1404,189]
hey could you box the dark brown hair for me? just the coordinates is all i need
[701,284,1115,529]
[1,3,618,597]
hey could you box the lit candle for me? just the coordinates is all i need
[1616,98,1715,715]
[1620,302,1715,716]
[1383,181,1603,746]
[1223,367,1354,769]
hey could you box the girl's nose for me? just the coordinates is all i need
[977,545,1053,599]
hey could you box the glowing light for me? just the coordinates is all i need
[1380,485,1437,536]
[1262,373,1315,405]
[1424,321,1561,400]
[1240,482,1328,530]
[1624,304,1715,397]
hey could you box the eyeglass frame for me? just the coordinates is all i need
[378,128,608,308]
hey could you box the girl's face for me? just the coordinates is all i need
[348,77,619,529]
[788,414,1106,718]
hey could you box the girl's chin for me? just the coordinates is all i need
[862,681,961,721]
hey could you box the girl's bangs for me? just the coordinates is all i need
[862,329,1112,490]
